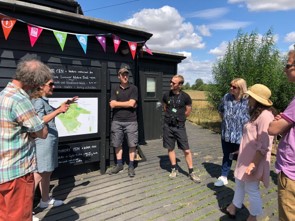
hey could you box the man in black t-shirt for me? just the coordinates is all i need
[162,74,201,183]
[109,67,138,177]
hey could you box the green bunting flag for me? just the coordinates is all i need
[53,31,67,51]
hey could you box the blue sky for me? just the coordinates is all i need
[77,0,295,85]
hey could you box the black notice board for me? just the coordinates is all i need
[49,65,101,90]
[58,140,100,166]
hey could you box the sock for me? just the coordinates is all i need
[129,161,134,168]
[188,168,194,174]
[117,159,123,166]
[171,164,177,170]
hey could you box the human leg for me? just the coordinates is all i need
[225,179,245,218]
[245,180,262,218]
[0,173,34,221]
[110,121,124,174]
[278,172,295,221]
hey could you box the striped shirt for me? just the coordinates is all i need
[0,82,44,184]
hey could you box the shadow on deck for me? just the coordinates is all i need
[34,122,278,221]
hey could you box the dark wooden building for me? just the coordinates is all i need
[0,0,185,176]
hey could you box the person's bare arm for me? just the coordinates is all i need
[268,116,292,136]
[109,99,136,109]
[185,105,192,118]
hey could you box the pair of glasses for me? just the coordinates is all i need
[46,82,55,87]
[170,80,177,85]
[230,84,238,89]
[285,64,295,70]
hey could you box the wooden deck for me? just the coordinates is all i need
[34,122,278,221]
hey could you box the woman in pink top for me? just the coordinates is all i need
[224,84,276,221]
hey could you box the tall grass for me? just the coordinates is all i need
[185,90,221,133]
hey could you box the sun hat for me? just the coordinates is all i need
[118,67,129,75]
[245,84,273,106]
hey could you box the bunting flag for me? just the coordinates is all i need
[96,35,106,52]
[0,15,16,40]
[128,42,137,59]
[144,44,153,55]
[27,25,43,47]
[54,31,67,51]
[76,34,88,54]
[112,35,121,53]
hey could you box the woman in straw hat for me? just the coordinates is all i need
[223,84,277,221]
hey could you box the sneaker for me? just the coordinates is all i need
[214,176,228,187]
[128,167,135,177]
[189,172,201,183]
[169,168,178,178]
[39,198,63,208]
[108,164,124,174]
[33,215,40,221]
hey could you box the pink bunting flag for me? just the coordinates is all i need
[128,42,137,60]
[27,25,43,47]
[0,15,16,40]
[112,35,121,53]
[144,44,153,55]
[96,36,106,52]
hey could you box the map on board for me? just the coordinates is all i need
[49,97,98,137]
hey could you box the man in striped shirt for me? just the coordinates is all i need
[0,59,50,221]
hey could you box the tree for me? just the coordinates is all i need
[191,78,204,90]
[182,82,191,90]
[208,29,293,112]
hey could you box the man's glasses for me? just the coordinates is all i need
[285,63,295,70]
[230,84,238,89]
[46,82,55,87]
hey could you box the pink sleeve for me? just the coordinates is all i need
[255,111,274,155]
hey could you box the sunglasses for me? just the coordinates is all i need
[285,63,295,70]
[46,82,55,87]
[170,80,177,85]
[230,84,238,89]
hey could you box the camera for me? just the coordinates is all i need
[169,116,179,126]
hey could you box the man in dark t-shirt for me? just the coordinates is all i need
[162,74,201,183]
[109,67,138,177]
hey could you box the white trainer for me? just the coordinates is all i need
[39,197,64,208]
[214,176,228,187]
[33,215,40,221]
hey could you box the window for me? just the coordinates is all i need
[146,77,156,98]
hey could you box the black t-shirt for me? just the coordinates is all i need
[110,83,138,122]
[162,90,192,123]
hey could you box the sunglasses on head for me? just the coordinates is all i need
[46,82,55,87]
[230,84,238,89]
[285,63,295,70]
[170,80,177,85]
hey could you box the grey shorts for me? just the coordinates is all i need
[111,121,138,148]
[163,123,189,150]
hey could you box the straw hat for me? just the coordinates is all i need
[245,84,273,106]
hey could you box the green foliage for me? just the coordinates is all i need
[208,29,294,111]
[182,82,191,90]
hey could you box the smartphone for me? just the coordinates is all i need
[66,100,71,104]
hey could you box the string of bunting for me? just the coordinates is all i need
[0,12,153,59]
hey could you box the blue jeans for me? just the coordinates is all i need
[221,139,240,177]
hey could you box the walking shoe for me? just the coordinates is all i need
[128,167,135,177]
[214,176,228,187]
[39,197,63,208]
[169,168,178,178]
[108,164,124,174]
[189,172,201,183]
[33,215,40,221]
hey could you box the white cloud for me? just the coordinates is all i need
[208,20,251,30]
[284,32,295,42]
[209,41,228,58]
[177,51,214,84]
[186,7,229,19]
[196,25,211,37]
[121,6,205,51]
[228,0,295,11]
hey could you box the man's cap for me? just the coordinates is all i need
[118,67,129,75]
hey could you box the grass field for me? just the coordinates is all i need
[184,90,221,133]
